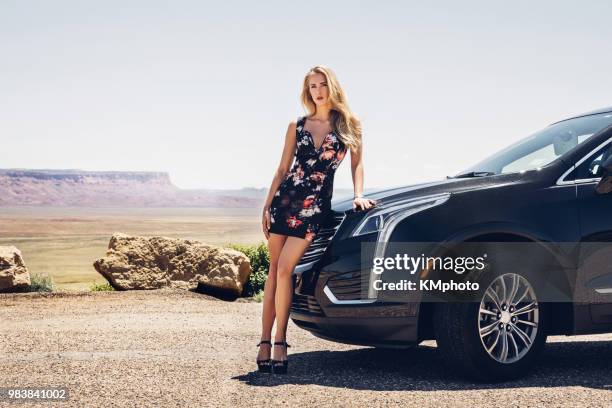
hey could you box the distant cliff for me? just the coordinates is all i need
[0,169,262,207]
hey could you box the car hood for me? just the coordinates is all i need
[331,173,527,214]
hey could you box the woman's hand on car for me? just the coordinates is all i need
[353,197,377,211]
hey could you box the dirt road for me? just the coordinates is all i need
[0,290,610,407]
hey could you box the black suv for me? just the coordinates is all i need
[290,106,612,381]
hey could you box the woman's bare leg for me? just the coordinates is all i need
[273,236,311,361]
[257,232,287,362]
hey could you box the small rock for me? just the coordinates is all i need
[0,246,31,292]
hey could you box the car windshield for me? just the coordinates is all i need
[455,111,612,177]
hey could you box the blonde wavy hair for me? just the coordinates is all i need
[300,65,362,152]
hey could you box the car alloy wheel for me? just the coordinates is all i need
[478,272,539,364]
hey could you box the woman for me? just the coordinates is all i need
[257,65,377,374]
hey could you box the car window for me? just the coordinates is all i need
[566,141,612,181]
[501,144,558,173]
[457,112,612,176]
[502,133,595,173]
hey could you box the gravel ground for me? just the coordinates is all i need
[0,290,611,407]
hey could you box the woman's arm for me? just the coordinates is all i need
[350,144,364,198]
[263,121,297,210]
[350,142,377,210]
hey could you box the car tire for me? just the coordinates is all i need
[433,267,548,382]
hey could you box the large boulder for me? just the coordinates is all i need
[93,233,251,296]
[0,246,31,292]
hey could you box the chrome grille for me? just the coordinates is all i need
[326,271,365,301]
[291,293,323,316]
[297,212,346,266]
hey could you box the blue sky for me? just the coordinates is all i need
[2,0,612,190]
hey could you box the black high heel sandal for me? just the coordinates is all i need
[271,341,291,374]
[256,340,272,373]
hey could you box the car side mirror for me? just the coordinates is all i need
[595,155,612,194]
[588,158,602,176]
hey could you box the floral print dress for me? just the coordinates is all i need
[268,115,348,242]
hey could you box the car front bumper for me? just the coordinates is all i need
[290,260,422,347]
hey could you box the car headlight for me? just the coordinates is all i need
[351,193,451,237]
